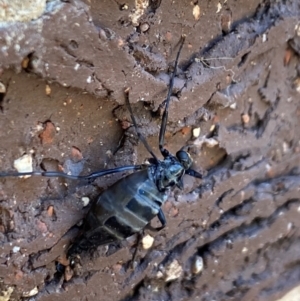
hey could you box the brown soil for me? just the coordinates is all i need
[0,0,300,300]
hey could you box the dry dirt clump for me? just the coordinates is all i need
[0,1,300,300]
[0,0,46,22]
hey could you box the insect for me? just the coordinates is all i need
[0,35,202,266]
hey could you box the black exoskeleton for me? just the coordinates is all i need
[0,35,202,265]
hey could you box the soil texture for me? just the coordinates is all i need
[0,0,300,300]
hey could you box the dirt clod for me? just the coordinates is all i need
[71,146,83,161]
[165,260,183,282]
[39,121,56,144]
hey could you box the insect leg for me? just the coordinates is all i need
[147,208,166,232]
[157,208,166,229]
[159,35,186,158]
[185,168,203,179]
[130,209,166,268]
[129,231,144,269]
[124,88,159,162]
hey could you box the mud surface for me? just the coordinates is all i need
[0,0,300,300]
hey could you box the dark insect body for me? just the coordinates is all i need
[0,35,202,265]
[67,169,168,257]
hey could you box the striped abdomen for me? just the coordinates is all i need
[68,169,167,256]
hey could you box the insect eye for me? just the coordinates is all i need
[176,150,192,170]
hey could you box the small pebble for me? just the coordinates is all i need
[142,234,154,249]
[262,33,267,43]
[242,114,250,124]
[229,102,237,109]
[192,256,203,274]
[99,28,107,40]
[13,154,33,177]
[45,84,51,95]
[209,124,215,132]
[1,287,13,300]
[12,246,20,253]
[242,247,248,253]
[0,81,6,93]
[293,77,300,93]
[192,127,201,138]
[81,197,90,207]
[120,4,128,10]
[21,57,30,69]
[86,76,92,84]
[74,63,80,70]
[47,206,54,217]
[106,150,113,158]
[165,259,182,282]
[112,263,123,273]
[140,22,149,32]
[22,287,38,297]
[193,4,201,20]
[284,48,293,66]
[156,271,163,279]
[205,138,219,148]
[282,141,289,154]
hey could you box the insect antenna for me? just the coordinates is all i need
[159,35,186,158]
[124,88,159,162]
[0,164,146,182]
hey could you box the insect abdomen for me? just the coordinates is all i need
[68,169,167,257]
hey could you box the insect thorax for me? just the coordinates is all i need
[148,156,185,192]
